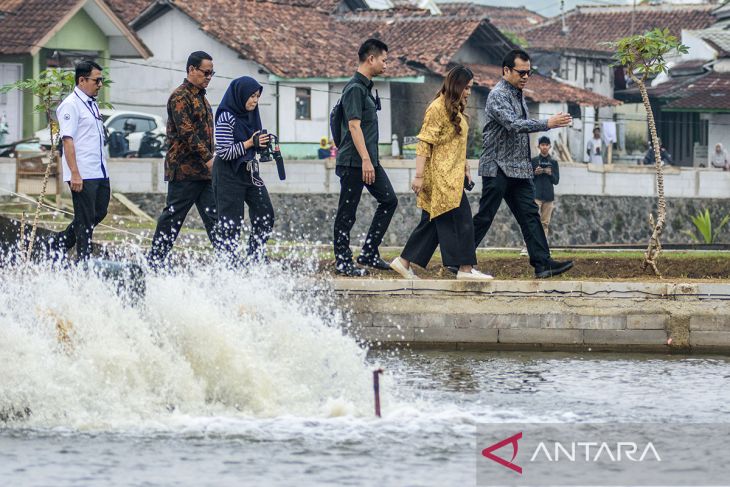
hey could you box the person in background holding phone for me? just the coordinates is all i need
[390,66,492,280]
[531,136,560,237]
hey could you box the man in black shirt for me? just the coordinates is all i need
[530,136,560,237]
[333,38,398,277]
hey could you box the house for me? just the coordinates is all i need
[525,3,716,163]
[0,0,151,142]
[105,0,617,159]
[614,2,730,166]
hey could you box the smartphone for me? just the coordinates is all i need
[464,176,475,191]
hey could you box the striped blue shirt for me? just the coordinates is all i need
[215,111,250,161]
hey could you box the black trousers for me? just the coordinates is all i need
[473,168,551,268]
[401,191,477,268]
[58,178,111,260]
[213,157,274,262]
[148,180,217,265]
[333,165,398,264]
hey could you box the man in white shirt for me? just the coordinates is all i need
[586,126,603,165]
[55,61,110,260]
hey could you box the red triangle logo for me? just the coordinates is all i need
[481,432,523,474]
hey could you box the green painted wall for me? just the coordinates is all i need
[0,8,113,137]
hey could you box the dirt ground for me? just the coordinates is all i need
[318,251,730,281]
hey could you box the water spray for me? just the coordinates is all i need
[373,368,383,418]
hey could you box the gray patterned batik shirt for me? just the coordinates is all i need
[478,79,549,179]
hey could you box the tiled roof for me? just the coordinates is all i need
[106,0,150,24]
[699,29,730,56]
[466,63,620,107]
[0,0,150,56]
[0,0,80,54]
[336,12,502,74]
[525,4,716,54]
[663,72,730,111]
[437,2,545,33]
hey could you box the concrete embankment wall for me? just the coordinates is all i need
[334,279,730,354]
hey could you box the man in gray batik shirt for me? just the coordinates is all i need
[471,49,573,279]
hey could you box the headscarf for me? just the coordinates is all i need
[215,76,263,142]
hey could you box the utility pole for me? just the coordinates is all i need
[631,0,636,35]
[561,0,569,34]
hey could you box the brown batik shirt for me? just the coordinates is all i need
[164,79,214,181]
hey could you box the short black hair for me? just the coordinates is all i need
[593,126,601,132]
[358,38,388,63]
[502,49,530,70]
[538,136,551,145]
[186,51,213,73]
[75,60,103,84]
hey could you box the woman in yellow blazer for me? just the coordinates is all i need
[390,65,492,280]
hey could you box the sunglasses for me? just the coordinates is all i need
[195,67,216,78]
[85,77,104,85]
[510,68,532,78]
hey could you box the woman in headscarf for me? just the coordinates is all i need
[390,65,492,280]
[711,143,729,170]
[213,76,275,264]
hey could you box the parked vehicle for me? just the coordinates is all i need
[34,109,166,156]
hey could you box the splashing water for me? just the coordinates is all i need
[0,255,384,430]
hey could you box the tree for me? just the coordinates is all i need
[612,28,689,277]
[0,68,110,261]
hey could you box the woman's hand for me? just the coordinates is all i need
[412,175,424,195]
[245,130,270,150]
[465,165,472,186]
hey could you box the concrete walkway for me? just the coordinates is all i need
[333,279,730,353]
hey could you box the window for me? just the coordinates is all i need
[108,116,156,133]
[295,87,311,120]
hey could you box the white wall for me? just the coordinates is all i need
[560,55,614,98]
[108,8,276,133]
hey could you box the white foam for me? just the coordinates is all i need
[0,258,381,430]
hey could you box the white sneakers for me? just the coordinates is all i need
[456,268,494,280]
[389,257,419,279]
[520,247,529,256]
[390,257,493,281]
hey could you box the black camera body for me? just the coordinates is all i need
[539,159,552,169]
[253,129,286,180]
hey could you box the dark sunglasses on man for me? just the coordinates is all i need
[510,67,532,78]
[85,77,104,85]
[195,66,215,78]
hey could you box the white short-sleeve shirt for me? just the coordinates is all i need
[56,86,108,181]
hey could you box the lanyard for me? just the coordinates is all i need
[74,91,102,121]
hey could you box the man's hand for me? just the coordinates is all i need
[206,157,214,171]
[544,166,552,175]
[534,166,543,175]
[70,172,83,192]
[362,158,375,185]
[548,112,572,129]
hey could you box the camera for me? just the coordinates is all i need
[539,160,552,169]
[253,129,286,180]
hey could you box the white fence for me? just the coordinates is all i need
[1,157,729,199]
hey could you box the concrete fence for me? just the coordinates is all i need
[2,157,730,199]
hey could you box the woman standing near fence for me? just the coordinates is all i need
[390,65,492,280]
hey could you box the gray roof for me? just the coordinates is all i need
[700,28,730,55]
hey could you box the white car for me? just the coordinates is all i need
[35,109,166,153]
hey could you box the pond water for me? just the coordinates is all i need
[1,261,728,486]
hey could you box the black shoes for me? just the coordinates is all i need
[535,259,574,279]
[335,261,370,277]
[445,265,459,275]
[356,255,391,271]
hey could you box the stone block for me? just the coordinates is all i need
[690,331,730,347]
[414,327,498,343]
[668,283,699,299]
[583,329,667,346]
[352,326,414,343]
[498,328,583,344]
[689,315,730,332]
[371,312,454,330]
[627,314,669,330]
[580,281,668,299]
[571,314,626,330]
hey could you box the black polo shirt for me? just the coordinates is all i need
[336,72,380,167]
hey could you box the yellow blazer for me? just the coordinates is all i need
[415,95,468,219]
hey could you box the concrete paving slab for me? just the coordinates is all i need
[690,331,730,347]
[689,315,730,332]
[414,327,498,343]
[627,314,669,330]
[580,281,668,298]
